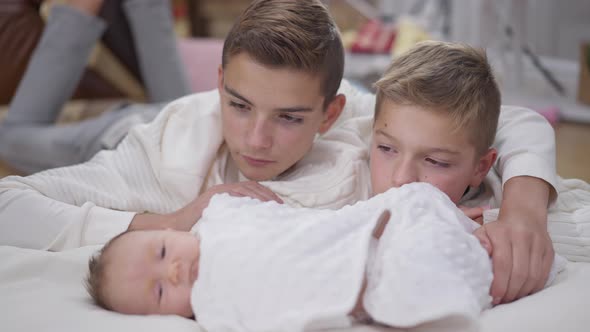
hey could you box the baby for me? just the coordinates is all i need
[86,227,201,318]
[86,215,387,320]
[86,183,565,331]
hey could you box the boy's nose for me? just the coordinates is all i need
[167,261,180,285]
[390,160,417,187]
[247,119,272,150]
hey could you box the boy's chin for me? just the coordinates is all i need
[240,169,276,182]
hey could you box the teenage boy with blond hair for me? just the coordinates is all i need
[369,40,562,305]
[0,0,560,302]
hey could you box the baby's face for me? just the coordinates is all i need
[104,230,201,317]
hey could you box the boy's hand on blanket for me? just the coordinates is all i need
[184,181,284,227]
[128,181,283,232]
[458,205,485,225]
[199,181,284,206]
[473,176,554,305]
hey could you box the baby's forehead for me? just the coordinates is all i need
[112,230,160,249]
[104,249,150,287]
[104,232,155,267]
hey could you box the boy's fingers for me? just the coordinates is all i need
[229,186,264,201]
[503,240,530,303]
[533,248,554,294]
[489,237,512,305]
[249,182,283,203]
[473,227,493,255]
[228,182,283,203]
[239,184,270,201]
[227,189,248,198]
[458,206,484,220]
[518,237,544,299]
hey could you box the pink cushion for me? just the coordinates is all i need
[177,38,224,93]
[534,106,561,126]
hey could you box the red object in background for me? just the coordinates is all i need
[173,0,187,19]
[350,19,396,54]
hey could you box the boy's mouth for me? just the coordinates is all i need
[242,155,275,167]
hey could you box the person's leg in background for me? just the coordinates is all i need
[0,2,128,174]
[0,0,46,106]
[2,2,105,127]
[0,0,191,174]
[85,0,194,161]
[123,0,191,102]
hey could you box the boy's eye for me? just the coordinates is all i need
[160,245,166,259]
[377,145,394,153]
[279,113,303,124]
[158,283,164,303]
[229,101,249,111]
[425,158,450,168]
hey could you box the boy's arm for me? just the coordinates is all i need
[493,106,557,199]
[0,99,198,251]
[479,106,556,304]
[0,146,144,251]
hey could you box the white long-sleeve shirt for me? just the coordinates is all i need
[0,82,557,251]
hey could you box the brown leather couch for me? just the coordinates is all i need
[0,0,142,105]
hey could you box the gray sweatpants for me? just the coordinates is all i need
[0,0,190,174]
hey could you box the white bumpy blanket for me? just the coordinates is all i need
[191,183,565,332]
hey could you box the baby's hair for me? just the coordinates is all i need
[85,230,135,310]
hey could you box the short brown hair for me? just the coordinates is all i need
[374,41,501,155]
[222,0,344,108]
[85,231,133,311]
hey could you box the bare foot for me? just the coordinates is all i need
[67,0,105,16]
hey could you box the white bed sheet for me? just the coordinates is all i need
[0,245,588,332]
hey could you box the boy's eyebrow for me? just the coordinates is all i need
[375,129,460,155]
[224,84,314,113]
[375,129,396,141]
[428,148,461,155]
[224,85,253,106]
[275,106,314,113]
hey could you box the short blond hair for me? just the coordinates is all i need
[85,231,133,311]
[222,0,344,109]
[374,41,500,155]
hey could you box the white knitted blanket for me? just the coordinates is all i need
[484,176,590,262]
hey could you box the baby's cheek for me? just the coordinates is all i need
[167,286,194,317]
[176,298,193,318]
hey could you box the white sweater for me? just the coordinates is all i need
[0,82,557,251]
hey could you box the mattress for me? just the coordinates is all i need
[0,245,587,332]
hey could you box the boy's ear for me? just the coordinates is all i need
[469,148,497,187]
[318,94,346,134]
[217,65,224,91]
